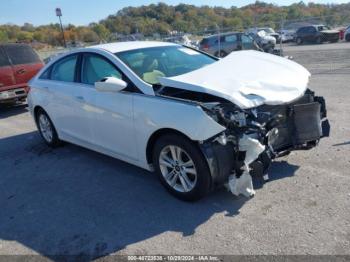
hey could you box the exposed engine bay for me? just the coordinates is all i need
[155,85,330,197]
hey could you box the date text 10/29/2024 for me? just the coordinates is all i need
[127,255,219,261]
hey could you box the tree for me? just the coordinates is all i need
[17,31,33,42]
[0,30,9,42]
[91,24,110,42]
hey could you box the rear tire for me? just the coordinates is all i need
[316,36,322,44]
[215,50,227,58]
[36,109,62,147]
[153,134,211,201]
[296,37,303,45]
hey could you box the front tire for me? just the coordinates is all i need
[36,109,62,147]
[153,134,211,201]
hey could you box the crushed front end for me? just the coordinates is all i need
[199,89,330,197]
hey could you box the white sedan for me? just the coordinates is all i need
[28,41,329,201]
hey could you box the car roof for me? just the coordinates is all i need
[204,32,240,39]
[90,41,179,53]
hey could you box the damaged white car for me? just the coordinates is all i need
[28,41,330,201]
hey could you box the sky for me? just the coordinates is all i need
[1,0,349,26]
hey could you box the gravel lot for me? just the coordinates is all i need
[0,42,349,259]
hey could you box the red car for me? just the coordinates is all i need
[0,43,44,104]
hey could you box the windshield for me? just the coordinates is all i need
[116,46,216,84]
[317,25,330,31]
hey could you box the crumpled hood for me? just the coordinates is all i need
[159,50,311,109]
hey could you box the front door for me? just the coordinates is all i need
[79,53,137,160]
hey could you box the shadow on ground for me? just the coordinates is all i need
[0,103,28,119]
[0,129,299,260]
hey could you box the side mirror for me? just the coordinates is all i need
[95,77,127,92]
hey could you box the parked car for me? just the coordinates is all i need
[199,32,260,57]
[246,29,276,53]
[164,34,197,48]
[249,27,281,42]
[28,41,329,201]
[278,29,295,43]
[295,25,340,44]
[0,43,44,104]
[345,25,350,42]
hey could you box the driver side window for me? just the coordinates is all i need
[241,34,254,49]
[81,53,122,85]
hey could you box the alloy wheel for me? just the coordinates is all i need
[38,114,53,143]
[158,145,197,193]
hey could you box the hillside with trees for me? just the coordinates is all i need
[1,1,350,47]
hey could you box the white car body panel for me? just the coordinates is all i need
[28,84,225,170]
[28,42,311,172]
[28,43,226,170]
[132,94,225,167]
[159,50,311,109]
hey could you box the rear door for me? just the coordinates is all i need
[223,34,238,53]
[0,46,16,91]
[305,27,316,42]
[297,27,307,40]
[2,44,43,90]
[41,53,92,143]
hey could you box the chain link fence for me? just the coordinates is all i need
[36,15,350,75]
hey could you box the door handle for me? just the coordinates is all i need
[17,68,26,74]
[75,95,85,101]
[0,83,4,87]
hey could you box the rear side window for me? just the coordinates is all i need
[81,54,122,85]
[3,44,41,65]
[308,27,316,33]
[224,34,237,43]
[200,38,209,45]
[0,47,10,67]
[51,55,78,82]
[297,27,306,34]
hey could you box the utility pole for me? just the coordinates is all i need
[216,23,221,57]
[55,8,66,48]
[280,18,284,56]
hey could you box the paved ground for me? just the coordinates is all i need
[0,43,349,259]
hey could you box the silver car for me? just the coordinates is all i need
[199,32,259,57]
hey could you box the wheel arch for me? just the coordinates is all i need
[146,128,196,165]
[33,105,46,123]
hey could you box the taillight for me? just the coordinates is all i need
[202,44,209,50]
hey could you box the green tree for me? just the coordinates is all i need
[17,31,33,42]
[0,30,9,42]
[91,23,110,41]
